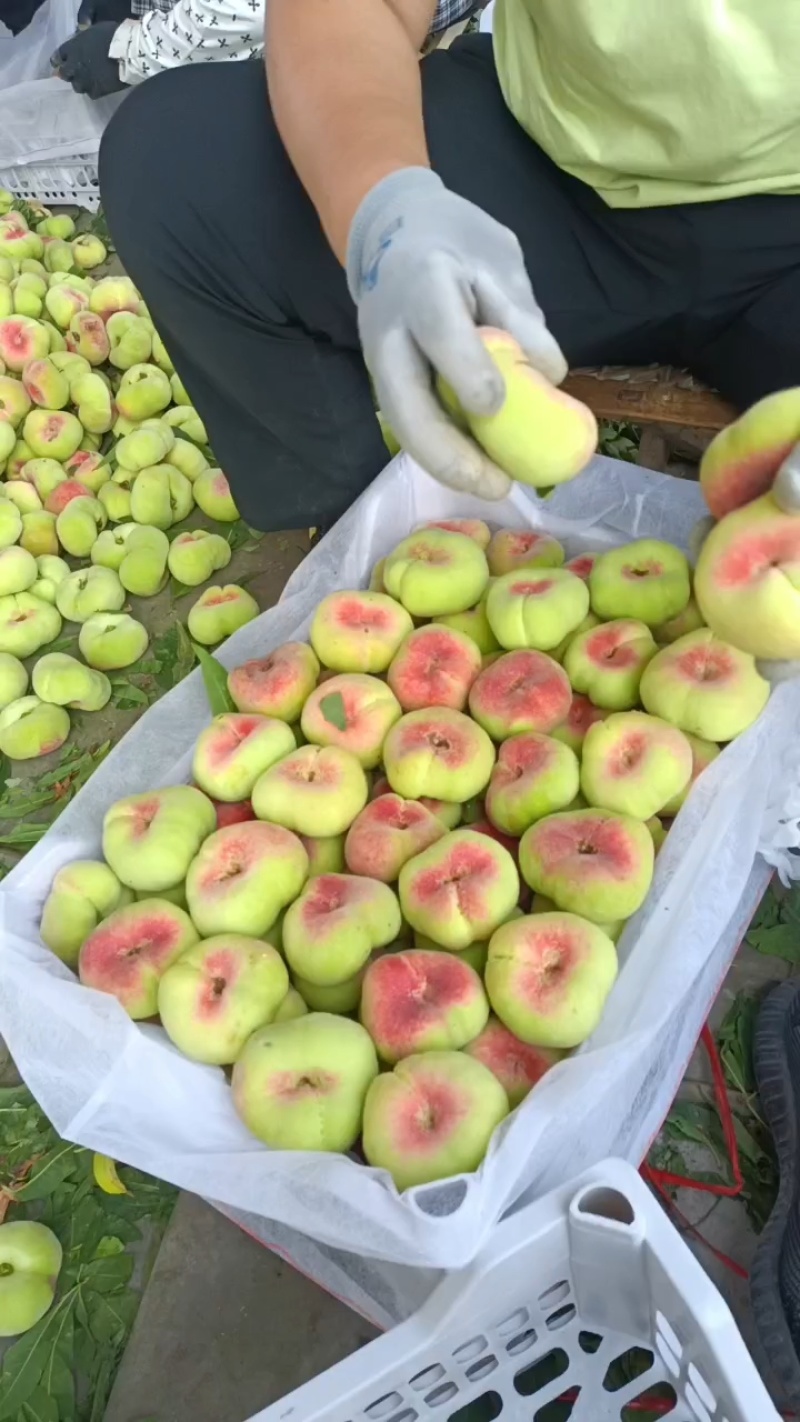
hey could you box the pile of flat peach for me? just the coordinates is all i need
[37,519,770,1192]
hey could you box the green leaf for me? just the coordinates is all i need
[319,692,347,732]
[193,644,235,714]
[15,1144,82,1202]
[94,1236,125,1258]
[717,991,758,1097]
[86,1289,137,1347]
[80,1253,134,1293]
[0,824,51,849]
[746,885,800,963]
[226,520,254,551]
[15,1387,59,1422]
[0,1294,75,1419]
[110,680,152,711]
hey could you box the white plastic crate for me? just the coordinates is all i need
[252,1160,778,1422]
[0,156,100,209]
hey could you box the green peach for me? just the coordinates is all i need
[103,785,217,892]
[192,467,239,522]
[115,363,171,421]
[107,312,152,370]
[21,356,69,409]
[66,311,109,366]
[115,423,174,473]
[23,408,83,461]
[20,511,57,557]
[0,695,69,759]
[56,495,106,557]
[187,584,259,645]
[32,554,70,604]
[486,567,589,652]
[56,566,124,623]
[0,546,37,595]
[32,653,111,711]
[88,276,140,322]
[165,439,208,482]
[589,539,691,627]
[0,652,28,708]
[252,744,368,837]
[168,529,231,585]
[78,612,149,670]
[0,592,60,655]
[163,404,207,445]
[37,216,75,240]
[39,858,129,965]
[129,464,193,529]
[71,234,107,271]
[383,528,489,617]
[70,372,113,435]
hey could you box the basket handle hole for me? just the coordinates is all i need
[575,1186,635,1225]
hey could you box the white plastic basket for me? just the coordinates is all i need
[251,1160,778,1422]
[0,156,100,209]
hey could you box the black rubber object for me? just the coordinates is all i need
[751,979,800,1409]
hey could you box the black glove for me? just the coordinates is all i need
[77,0,133,27]
[51,23,127,99]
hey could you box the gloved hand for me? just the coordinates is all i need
[51,22,126,99]
[347,168,566,500]
[77,0,133,26]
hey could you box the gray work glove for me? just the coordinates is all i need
[690,446,800,685]
[347,168,566,500]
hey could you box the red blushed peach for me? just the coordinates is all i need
[300,673,401,768]
[383,707,495,803]
[310,590,413,673]
[185,821,309,938]
[252,744,369,836]
[370,773,464,830]
[699,388,800,519]
[424,518,491,550]
[469,820,520,861]
[227,642,320,722]
[468,649,572,741]
[694,492,800,660]
[564,551,600,582]
[283,872,401,985]
[387,624,482,712]
[564,619,657,711]
[79,898,198,1018]
[398,828,519,950]
[464,1016,565,1107]
[360,949,489,1063]
[192,713,296,802]
[486,911,618,1048]
[519,809,654,924]
[208,796,256,829]
[485,732,579,837]
[580,711,693,821]
[362,1051,509,1189]
[44,479,90,516]
[487,529,565,577]
[551,693,607,754]
[344,793,446,881]
[639,629,770,740]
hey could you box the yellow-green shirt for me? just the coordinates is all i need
[493,0,800,206]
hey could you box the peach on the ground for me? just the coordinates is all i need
[0,651,27,709]
[387,624,482,712]
[465,1016,564,1107]
[192,713,296,802]
[640,629,769,740]
[310,590,412,673]
[0,591,60,657]
[519,808,654,923]
[362,1050,508,1189]
[79,898,198,1018]
[468,649,571,740]
[580,711,693,820]
[157,935,289,1064]
[78,612,149,670]
[283,872,401,985]
[486,911,618,1048]
[0,695,69,759]
[487,567,589,652]
[398,828,519,950]
[564,619,657,710]
[485,732,580,836]
[186,820,308,937]
[383,707,495,802]
[383,528,489,617]
[231,1013,378,1151]
[187,584,260,646]
[589,539,691,627]
[102,785,217,892]
[345,793,446,881]
[300,673,401,767]
[252,744,368,836]
[550,692,606,754]
[360,949,489,1062]
[228,642,319,721]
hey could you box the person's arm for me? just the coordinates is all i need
[265,0,567,502]
[266,0,435,263]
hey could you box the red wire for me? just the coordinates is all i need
[640,1022,749,1280]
